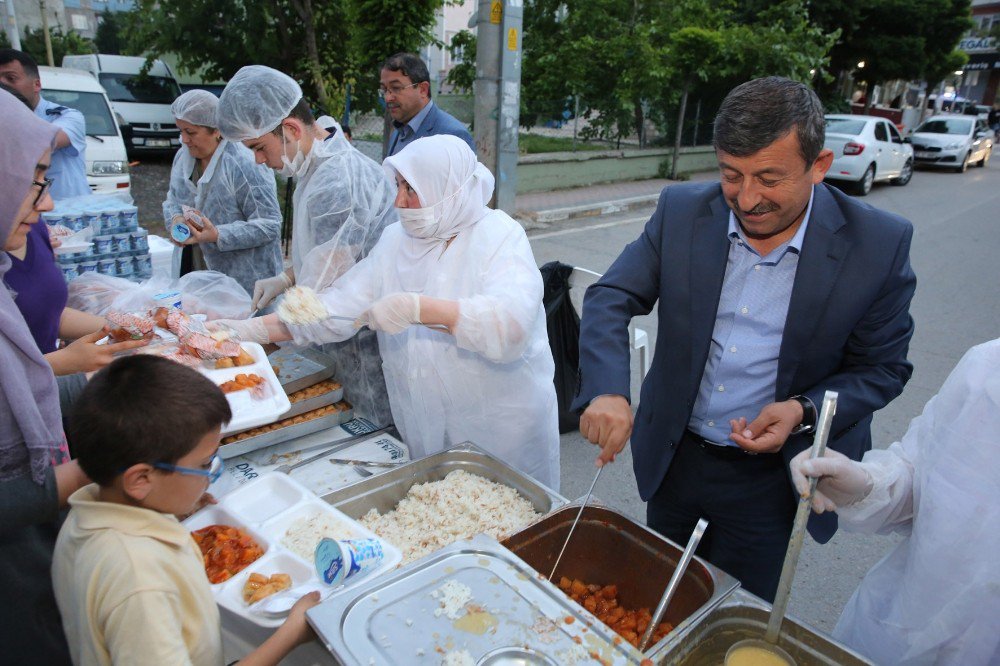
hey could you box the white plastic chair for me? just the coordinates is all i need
[567,267,650,378]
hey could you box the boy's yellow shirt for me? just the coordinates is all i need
[52,484,224,666]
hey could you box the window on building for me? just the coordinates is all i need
[70,14,89,31]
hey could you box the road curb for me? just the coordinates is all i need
[515,193,661,229]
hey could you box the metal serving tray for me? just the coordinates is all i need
[502,504,739,657]
[219,405,354,460]
[268,346,337,395]
[321,442,567,519]
[282,386,344,420]
[657,589,875,664]
[307,534,648,665]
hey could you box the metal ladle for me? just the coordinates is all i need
[725,390,839,666]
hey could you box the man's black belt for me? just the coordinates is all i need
[683,429,777,460]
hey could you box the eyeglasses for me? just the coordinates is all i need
[152,453,224,484]
[378,82,420,99]
[32,177,53,208]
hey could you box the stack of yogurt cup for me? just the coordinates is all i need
[46,197,153,283]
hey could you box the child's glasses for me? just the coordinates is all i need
[152,454,224,483]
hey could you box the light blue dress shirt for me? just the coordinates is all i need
[35,96,90,200]
[689,188,815,446]
[388,100,435,156]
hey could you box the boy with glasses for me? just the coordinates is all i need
[52,356,319,665]
[380,52,475,157]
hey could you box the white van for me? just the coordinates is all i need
[37,66,130,195]
[62,54,182,152]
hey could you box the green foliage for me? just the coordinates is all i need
[119,0,442,117]
[0,30,10,49]
[445,30,475,94]
[518,133,606,153]
[20,25,96,66]
[95,9,124,55]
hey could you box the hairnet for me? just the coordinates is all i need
[171,89,219,128]
[217,65,303,141]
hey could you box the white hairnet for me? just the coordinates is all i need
[170,89,219,128]
[217,65,303,141]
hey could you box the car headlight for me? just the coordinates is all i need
[943,142,962,150]
[89,161,129,175]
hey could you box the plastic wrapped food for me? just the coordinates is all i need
[276,286,329,325]
[105,311,156,341]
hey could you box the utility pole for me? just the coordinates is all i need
[474,0,522,212]
[4,0,22,50]
[39,0,54,66]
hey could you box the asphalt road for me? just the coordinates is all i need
[527,151,1000,634]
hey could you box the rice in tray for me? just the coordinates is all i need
[281,510,362,562]
[360,469,541,564]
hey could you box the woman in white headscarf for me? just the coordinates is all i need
[223,135,560,489]
[0,89,90,664]
[163,89,283,295]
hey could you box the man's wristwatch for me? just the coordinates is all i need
[789,395,817,435]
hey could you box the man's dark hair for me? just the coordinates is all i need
[0,82,32,108]
[69,355,232,486]
[270,97,316,136]
[0,48,40,80]
[713,76,825,166]
[381,52,431,98]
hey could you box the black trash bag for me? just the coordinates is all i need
[540,261,581,433]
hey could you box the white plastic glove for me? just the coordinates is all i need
[790,448,874,514]
[356,292,421,334]
[210,318,271,344]
[252,272,293,312]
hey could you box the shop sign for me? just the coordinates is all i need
[959,36,996,53]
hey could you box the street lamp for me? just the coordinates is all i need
[857,61,866,69]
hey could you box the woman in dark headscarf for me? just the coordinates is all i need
[0,88,90,664]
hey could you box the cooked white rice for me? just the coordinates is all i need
[277,286,329,325]
[359,469,541,564]
[281,509,361,562]
[432,579,473,619]
[441,650,474,666]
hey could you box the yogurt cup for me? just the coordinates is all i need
[97,258,117,276]
[116,255,135,277]
[78,260,98,274]
[100,211,122,235]
[60,263,79,282]
[315,538,384,586]
[170,221,192,243]
[130,228,149,252]
[120,206,139,231]
[133,253,152,277]
[81,210,101,231]
[93,235,113,255]
[112,232,132,254]
[64,214,86,233]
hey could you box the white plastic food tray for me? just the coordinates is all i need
[197,343,291,436]
[183,473,402,628]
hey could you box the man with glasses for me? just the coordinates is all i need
[380,52,474,157]
[0,49,90,200]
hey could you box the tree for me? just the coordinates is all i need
[445,30,475,94]
[0,29,10,49]
[120,0,442,116]
[20,25,95,66]
[95,8,124,55]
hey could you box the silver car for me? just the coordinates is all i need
[824,114,914,196]
[910,115,993,172]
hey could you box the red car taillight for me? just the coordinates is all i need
[843,142,865,155]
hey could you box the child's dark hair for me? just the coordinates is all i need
[69,355,232,485]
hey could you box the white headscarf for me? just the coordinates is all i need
[382,135,494,291]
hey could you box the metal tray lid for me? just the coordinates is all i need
[308,533,648,665]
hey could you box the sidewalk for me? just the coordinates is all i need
[513,171,716,228]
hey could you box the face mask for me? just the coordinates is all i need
[397,206,440,239]
[278,128,313,178]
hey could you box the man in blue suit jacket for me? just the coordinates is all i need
[380,53,475,157]
[573,77,916,602]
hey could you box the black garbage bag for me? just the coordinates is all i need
[540,261,581,433]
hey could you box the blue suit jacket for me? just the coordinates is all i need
[572,181,917,542]
[387,102,475,156]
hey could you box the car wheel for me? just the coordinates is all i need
[977,149,990,168]
[956,152,970,173]
[855,164,875,195]
[891,159,913,186]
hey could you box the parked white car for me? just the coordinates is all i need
[910,115,993,172]
[823,114,914,196]
[38,66,130,195]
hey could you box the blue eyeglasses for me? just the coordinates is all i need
[152,453,224,483]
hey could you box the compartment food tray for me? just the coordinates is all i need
[183,473,402,629]
[199,343,291,436]
[268,346,338,394]
[219,404,354,459]
[308,534,647,665]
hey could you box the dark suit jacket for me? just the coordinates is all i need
[572,181,917,542]
[387,101,475,156]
